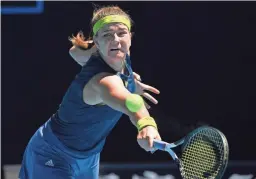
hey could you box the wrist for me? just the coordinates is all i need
[136,116,158,131]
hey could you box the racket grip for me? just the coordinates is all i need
[153,140,169,151]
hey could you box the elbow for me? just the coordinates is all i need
[69,46,87,66]
[69,46,76,57]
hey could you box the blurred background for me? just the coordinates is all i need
[2,1,256,179]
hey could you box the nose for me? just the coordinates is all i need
[113,33,120,42]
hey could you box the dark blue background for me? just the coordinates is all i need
[2,1,256,165]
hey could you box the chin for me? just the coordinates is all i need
[110,53,125,61]
[116,53,125,59]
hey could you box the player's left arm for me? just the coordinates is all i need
[68,37,161,108]
[133,72,160,109]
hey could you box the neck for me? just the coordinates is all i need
[99,52,126,72]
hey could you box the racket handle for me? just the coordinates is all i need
[153,140,169,151]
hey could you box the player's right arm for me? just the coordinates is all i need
[69,32,97,66]
[69,45,96,66]
[83,72,161,151]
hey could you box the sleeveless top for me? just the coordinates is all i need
[42,53,136,158]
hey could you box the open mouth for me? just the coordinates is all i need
[110,48,121,51]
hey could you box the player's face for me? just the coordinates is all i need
[94,23,131,70]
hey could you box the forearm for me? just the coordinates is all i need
[100,83,150,123]
[95,74,151,125]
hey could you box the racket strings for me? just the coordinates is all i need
[180,128,225,179]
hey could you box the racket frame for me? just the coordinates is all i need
[153,126,229,179]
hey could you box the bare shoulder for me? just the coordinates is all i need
[82,72,123,105]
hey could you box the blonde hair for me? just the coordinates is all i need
[69,5,133,50]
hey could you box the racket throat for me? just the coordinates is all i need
[167,148,179,160]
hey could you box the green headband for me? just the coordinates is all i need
[93,15,131,35]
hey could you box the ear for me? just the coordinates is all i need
[130,32,134,39]
[129,32,132,47]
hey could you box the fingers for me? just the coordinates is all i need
[142,136,154,151]
[142,92,158,104]
[137,131,152,152]
[137,127,161,152]
[150,134,162,153]
[145,85,160,94]
[138,81,160,94]
[156,134,162,141]
[147,136,154,148]
[133,72,141,81]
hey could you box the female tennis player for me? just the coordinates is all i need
[69,32,155,109]
[19,5,161,179]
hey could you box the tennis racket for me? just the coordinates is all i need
[153,126,229,179]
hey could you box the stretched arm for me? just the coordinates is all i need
[91,73,149,124]
[84,72,161,151]
[70,46,160,109]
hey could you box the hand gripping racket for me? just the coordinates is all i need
[153,126,229,179]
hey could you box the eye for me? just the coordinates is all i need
[103,33,111,37]
[118,32,127,37]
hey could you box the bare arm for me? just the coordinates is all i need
[69,45,97,66]
[85,72,150,126]
[83,72,161,151]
